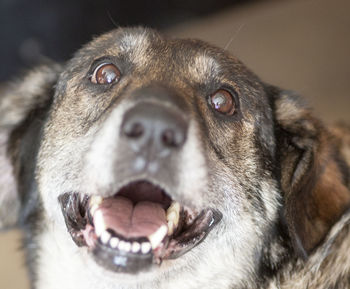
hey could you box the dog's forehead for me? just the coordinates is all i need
[186,53,221,83]
[119,31,221,79]
[114,29,152,67]
[84,28,229,78]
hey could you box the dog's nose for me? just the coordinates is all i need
[121,102,188,154]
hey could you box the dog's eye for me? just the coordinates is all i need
[210,89,236,115]
[90,63,121,84]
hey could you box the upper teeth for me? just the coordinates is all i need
[166,202,180,235]
[90,195,103,206]
[90,204,99,216]
[90,197,181,251]
[93,210,106,237]
[100,231,111,244]
[148,225,168,249]
[118,240,132,252]
[110,237,119,249]
[141,242,152,254]
[132,242,141,253]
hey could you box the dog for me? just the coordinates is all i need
[1,27,350,289]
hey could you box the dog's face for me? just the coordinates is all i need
[1,28,349,289]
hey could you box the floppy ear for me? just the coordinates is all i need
[0,64,61,230]
[271,87,350,258]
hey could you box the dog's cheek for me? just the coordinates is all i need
[37,129,96,223]
[0,129,20,229]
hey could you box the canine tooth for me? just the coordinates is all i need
[167,220,175,236]
[90,195,103,206]
[132,242,141,253]
[141,242,152,254]
[94,210,106,237]
[166,202,180,235]
[148,225,168,249]
[90,204,99,216]
[166,202,180,226]
[101,231,111,244]
[110,237,119,249]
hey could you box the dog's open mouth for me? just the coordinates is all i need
[58,180,222,273]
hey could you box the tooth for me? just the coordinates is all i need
[110,237,119,249]
[90,195,103,206]
[167,202,180,235]
[167,220,175,236]
[90,204,99,216]
[117,241,131,252]
[124,242,131,252]
[118,240,126,251]
[118,240,132,252]
[141,242,151,254]
[94,210,106,237]
[167,202,180,224]
[148,225,167,249]
[132,242,141,253]
[100,231,111,244]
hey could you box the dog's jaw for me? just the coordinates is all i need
[57,185,222,274]
[35,221,237,289]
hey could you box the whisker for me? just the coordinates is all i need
[224,23,245,51]
[106,10,119,28]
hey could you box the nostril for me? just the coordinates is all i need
[161,128,184,148]
[124,122,144,138]
[162,129,176,147]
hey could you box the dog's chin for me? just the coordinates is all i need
[58,180,222,274]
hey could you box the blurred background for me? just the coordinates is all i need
[0,0,349,288]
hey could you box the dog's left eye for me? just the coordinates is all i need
[209,89,236,115]
[90,63,121,85]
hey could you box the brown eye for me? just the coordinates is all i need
[90,63,121,84]
[210,89,236,115]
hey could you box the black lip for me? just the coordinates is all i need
[58,189,223,274]
[161,209,222,260]
[58,193,87,247]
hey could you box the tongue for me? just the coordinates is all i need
[94,196,167,239]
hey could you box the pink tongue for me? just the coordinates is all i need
[94,196,167,239]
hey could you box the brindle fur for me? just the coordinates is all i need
[0,27,349,289]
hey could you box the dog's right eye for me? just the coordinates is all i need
[90,63,121,85]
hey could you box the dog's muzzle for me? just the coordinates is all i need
[57,86,222,274]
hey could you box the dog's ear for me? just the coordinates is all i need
[0,64,61,230]
[270,87,350,258]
